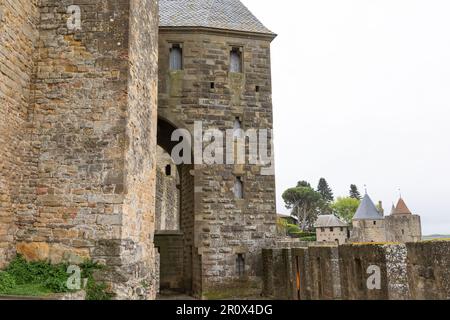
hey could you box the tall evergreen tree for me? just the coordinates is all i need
[317,178,334,203]
[349,184,361,200]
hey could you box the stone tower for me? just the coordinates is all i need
[350,193,386,242]
[385,198,422,242]
[1,0,159,299]
[156,0,277,297]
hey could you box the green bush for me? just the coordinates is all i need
[289,231,316,239]
[0,272,16,292]
[298,236,317,242]
[0,255,114,299]
[5,255,70,292]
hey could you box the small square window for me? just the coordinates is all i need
[330,227,334,232]
[373,221,377,225]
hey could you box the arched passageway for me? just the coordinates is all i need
[154,117,200,297]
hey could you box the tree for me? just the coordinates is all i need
[349,184,361,200]
[317,178,334,203]
[332,197,360,223]
[297,181,311,188]
[282,183,323,231]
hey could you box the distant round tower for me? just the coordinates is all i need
[350,193,386,243]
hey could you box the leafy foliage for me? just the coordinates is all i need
[332,197,360,223]
[0,272,16,292]
[0,255,114,300]
[282,181,324,231]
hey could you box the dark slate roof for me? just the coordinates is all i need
[353,194,384,221]
[315,215,348,228]
[159,0,274,35]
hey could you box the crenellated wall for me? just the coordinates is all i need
[262,240,450,300]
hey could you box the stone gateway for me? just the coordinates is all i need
[0,0,277,299]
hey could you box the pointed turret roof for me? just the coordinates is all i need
[390,204,396,215]
[353,194,384,220]
[159,0,275,35]
[392,198,412,215]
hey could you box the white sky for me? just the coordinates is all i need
[241,0,450,235]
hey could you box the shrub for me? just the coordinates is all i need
[0,255,115,299]
[298,236,317,242]
[0,272,16,292]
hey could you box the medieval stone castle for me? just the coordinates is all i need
[0,0,276,299]
[1,0,449,300]
[350,194,422,243]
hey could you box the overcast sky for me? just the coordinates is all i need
[241,0,450,235]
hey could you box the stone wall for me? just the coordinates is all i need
[155,146,180,231]
[154,232,184,291]
[351,220,386,243]
[262,241,450,300]
[0,0,159,299]
[158,28,277,296]
[0,0,40,268]
[406,241,450,299]
[385,214,422,243]
[316,227,348,245]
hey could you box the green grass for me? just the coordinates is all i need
[1,283,53,297]
[0,255,114,300]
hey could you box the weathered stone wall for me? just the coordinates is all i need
[155,146,180,231]
[158,28,277,296]
[351,220,386,243]
[263,241,450,300]
[317,227,348,245]
[406,241,450,299]
[0,0,40,268]
[339,244,389,300]
[154,232,184,291]
[120,0,159,300]
[384,244,410,299]
[385,214,421,243]
[0,0,159,299]
[261,248,293,300]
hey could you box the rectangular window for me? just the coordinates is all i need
[230,47,242,73]
[330,227,334,232]
[234,176,244,199]
[236,254,245,277]
[169,43,183,70]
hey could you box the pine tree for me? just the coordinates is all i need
[349,184,361,200]
[317,178,334,203]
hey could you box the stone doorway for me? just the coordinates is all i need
[155,117,198,297]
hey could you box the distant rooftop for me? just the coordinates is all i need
[315,215,348,228]
[159,0,275,35]
[392,198,412,215]
[353,194,384,220]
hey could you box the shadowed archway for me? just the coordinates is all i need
[155,117,200,297]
